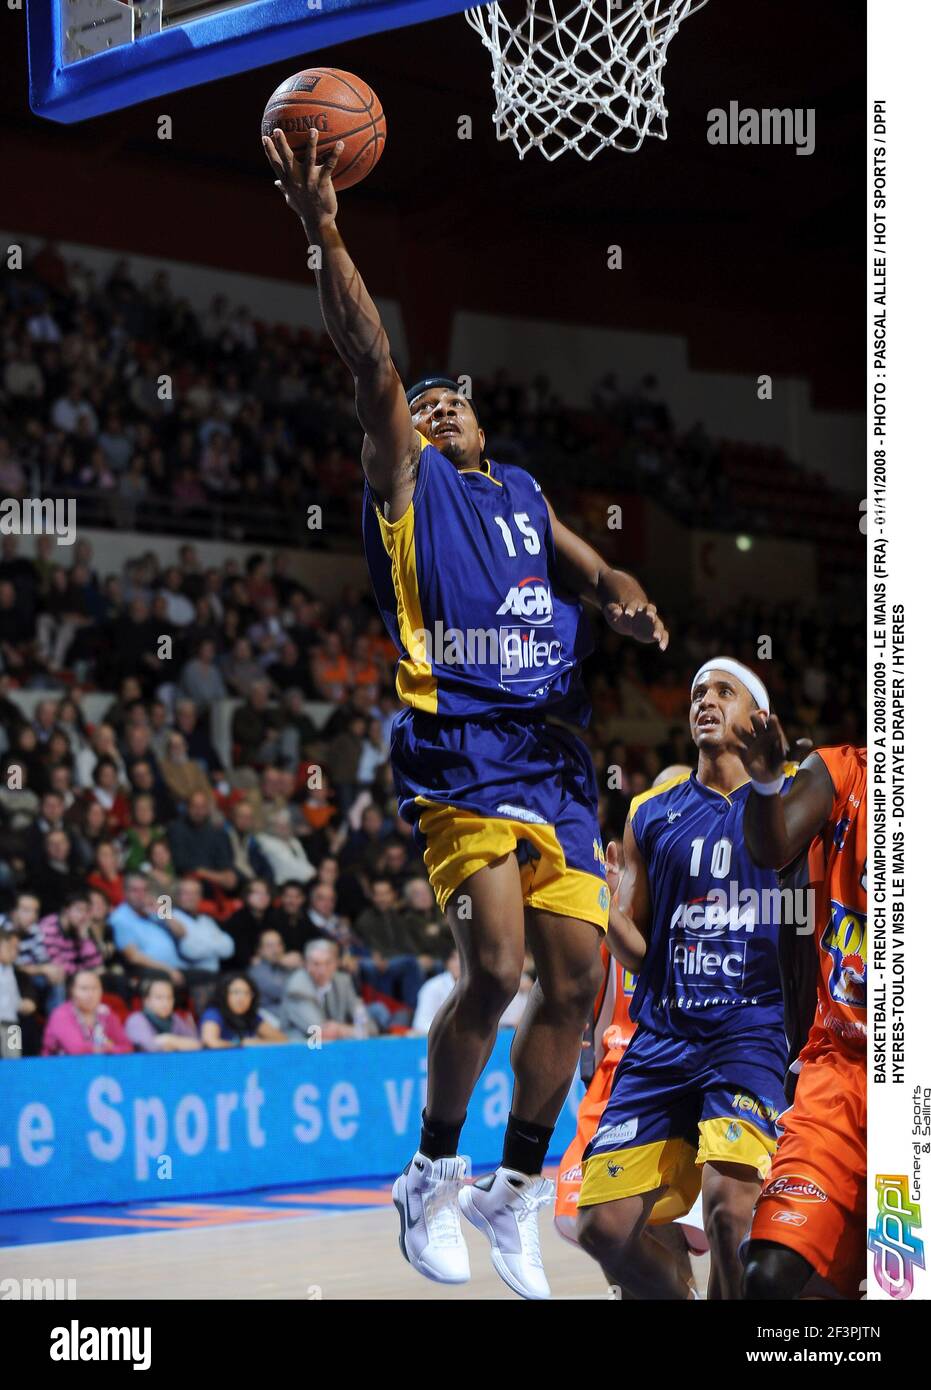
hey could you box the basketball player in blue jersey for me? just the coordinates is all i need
[264,128,668,1298]
[576,658,796,1299]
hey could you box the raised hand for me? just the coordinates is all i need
[736,711,812,782]
[262,127,342,230]
[604,599,669,651]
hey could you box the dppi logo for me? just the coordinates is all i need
[496,578,553,625]
[868,1175,925,1298]
[821,901,866,1009]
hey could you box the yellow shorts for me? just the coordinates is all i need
[415,800,610,931]
[579,1121,776,1221]
[577,1025,784,1218]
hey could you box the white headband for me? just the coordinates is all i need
[691,657,770,714]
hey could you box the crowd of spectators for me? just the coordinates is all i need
[2,241,858,547]
[0,242,865,1061]
[0,527,864,1060]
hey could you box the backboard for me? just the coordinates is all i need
[26,0,470,122]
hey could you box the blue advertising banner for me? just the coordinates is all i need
[0,1036,584,1212]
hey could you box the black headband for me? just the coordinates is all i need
[405,377,479,426]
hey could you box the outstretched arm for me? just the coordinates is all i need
[263,128,419,516]
[545,500,668,650]
[737,713,833,868]
[604,826,651,972]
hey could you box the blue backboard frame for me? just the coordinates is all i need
[27,0,471,123]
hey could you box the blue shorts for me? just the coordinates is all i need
[578,1024,787,1218]
[391,709,609,930]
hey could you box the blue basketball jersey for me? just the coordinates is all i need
[362,434,592,722]
[629,769,796,1041]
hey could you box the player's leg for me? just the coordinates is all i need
[695,1047,787,1299]
[458,908,603,1299]
[577,1191,694,1299]
[393,849,526,1285]
[573,1026,702,1299]
[424,853,527,1128]
[700,1160,762,1300]
[510,907,603,1131]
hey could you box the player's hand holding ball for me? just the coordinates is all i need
[261,68,386,231]
[263,126,341,231]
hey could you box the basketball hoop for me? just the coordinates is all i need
[465,0,709,161]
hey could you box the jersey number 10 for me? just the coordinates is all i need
[689,837,733,878]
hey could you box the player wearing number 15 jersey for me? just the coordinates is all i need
[267,116,668,1298]
[265,114,670,1301]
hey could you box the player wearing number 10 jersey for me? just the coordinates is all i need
[576,658,795,1300]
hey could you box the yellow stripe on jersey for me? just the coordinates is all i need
[376,433,438,714]
[629,770,691,826]
[629,761,799,825]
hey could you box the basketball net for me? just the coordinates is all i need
[465,0,709,161]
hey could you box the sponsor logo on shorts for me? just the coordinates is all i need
[607,1161,625,1177]
[598,885,610,911]
[591,1119,638,1150]
[771,1210,808,1227]
[731,1092,782,1125]
[761,1174,828,1204]
[560,1165,583,1184]
[725,1122,743,1143]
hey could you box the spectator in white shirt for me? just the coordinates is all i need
[256,810,316,887]
[51,381,98,435]
[172,877,235,974]
[158,568,196,627]
[411,948,461,1035]
[411,950,533,1035]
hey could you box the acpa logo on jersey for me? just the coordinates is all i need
[496,578,565,686]
[496,579,554,625]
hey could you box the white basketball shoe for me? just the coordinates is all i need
[392,1152,471,1284]
[459,1167,555,1299]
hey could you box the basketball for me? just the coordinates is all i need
[261,68,386,191]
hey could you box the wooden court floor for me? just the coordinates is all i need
[0,1205,710,1300]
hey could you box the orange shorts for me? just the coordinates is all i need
[749,1027,866,1299]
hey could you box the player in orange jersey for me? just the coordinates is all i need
[736,723,866,1300]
